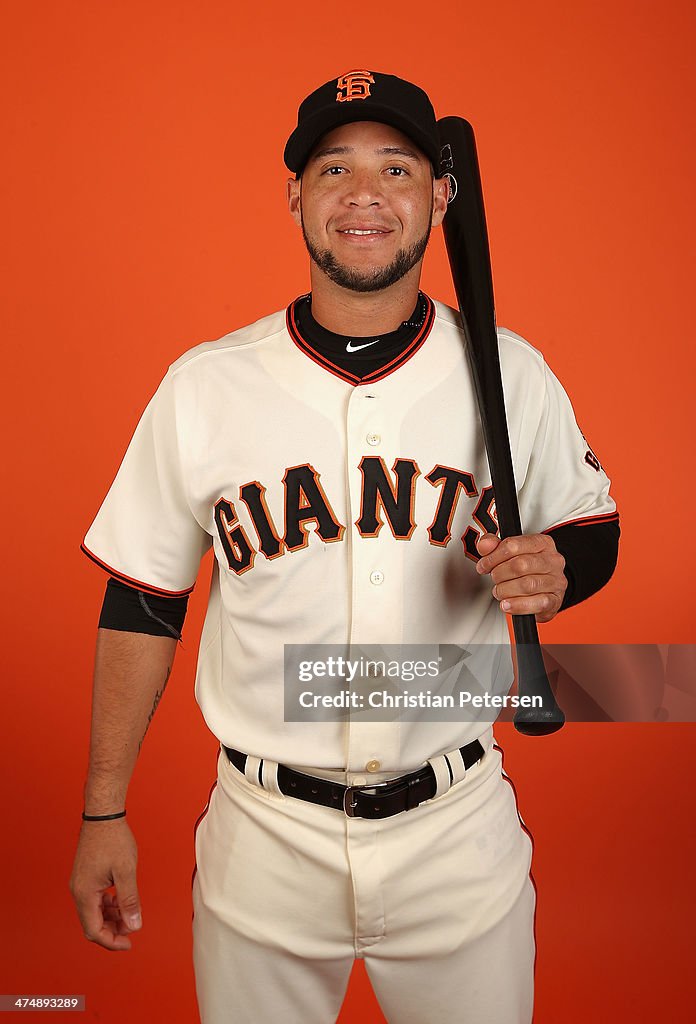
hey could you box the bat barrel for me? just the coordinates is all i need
[437,115,565,737]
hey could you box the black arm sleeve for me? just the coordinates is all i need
[547,518,621,611]
[99,577,189,639]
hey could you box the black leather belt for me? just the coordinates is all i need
[223,738,484,819]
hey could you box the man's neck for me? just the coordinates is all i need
[308,266,422,337]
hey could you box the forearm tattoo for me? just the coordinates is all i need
[138,665,171,753]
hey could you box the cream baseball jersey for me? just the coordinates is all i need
[82,298,617,770]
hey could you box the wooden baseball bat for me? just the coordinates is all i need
[437,115,565,736]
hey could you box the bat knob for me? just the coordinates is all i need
[513,704,566,736]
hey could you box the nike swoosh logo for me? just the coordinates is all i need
[346,339,381,353]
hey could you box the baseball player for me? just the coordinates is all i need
[70,70,619,1024]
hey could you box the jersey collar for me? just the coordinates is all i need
[286,293,435,386]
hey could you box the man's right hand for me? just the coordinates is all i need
[69,819,142,951]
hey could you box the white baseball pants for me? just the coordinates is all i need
[192,731,535,1024]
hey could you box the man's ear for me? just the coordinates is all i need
[287,177,302,227]
[430,176,449,229]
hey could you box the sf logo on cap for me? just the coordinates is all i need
[336,70,375,102]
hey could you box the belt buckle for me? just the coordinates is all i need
[343,785,359,817]
[343,777,402,818]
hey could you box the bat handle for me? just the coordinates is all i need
[511,614,565,735]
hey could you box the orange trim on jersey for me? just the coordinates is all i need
[544,511,620,532]
[80,543,195,598]
[285,294,435,386]
[493,740,539,981]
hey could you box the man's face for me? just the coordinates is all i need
[287,121,448,293]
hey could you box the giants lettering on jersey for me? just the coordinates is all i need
[214,458,497,575]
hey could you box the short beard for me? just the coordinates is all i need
[301,213,432,294]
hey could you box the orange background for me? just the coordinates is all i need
[2,0,694,1020]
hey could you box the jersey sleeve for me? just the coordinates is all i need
[82,368,212,596]
[516,357,618,535]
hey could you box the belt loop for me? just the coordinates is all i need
[426,754,452,799]
[446,748,467,785]
[244,755,263,787]
[261,759,283,796]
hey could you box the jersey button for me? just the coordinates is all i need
[370,570,384,586]
[366,432,381,446]
[366,759,381,773]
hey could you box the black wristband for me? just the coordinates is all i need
[82,810,126,821]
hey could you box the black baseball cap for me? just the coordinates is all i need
[284,69,440,175]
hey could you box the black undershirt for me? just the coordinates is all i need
[292,291,428,380]
[98,296,620,633]
[99,578,188,639]
[548,518,620,611]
